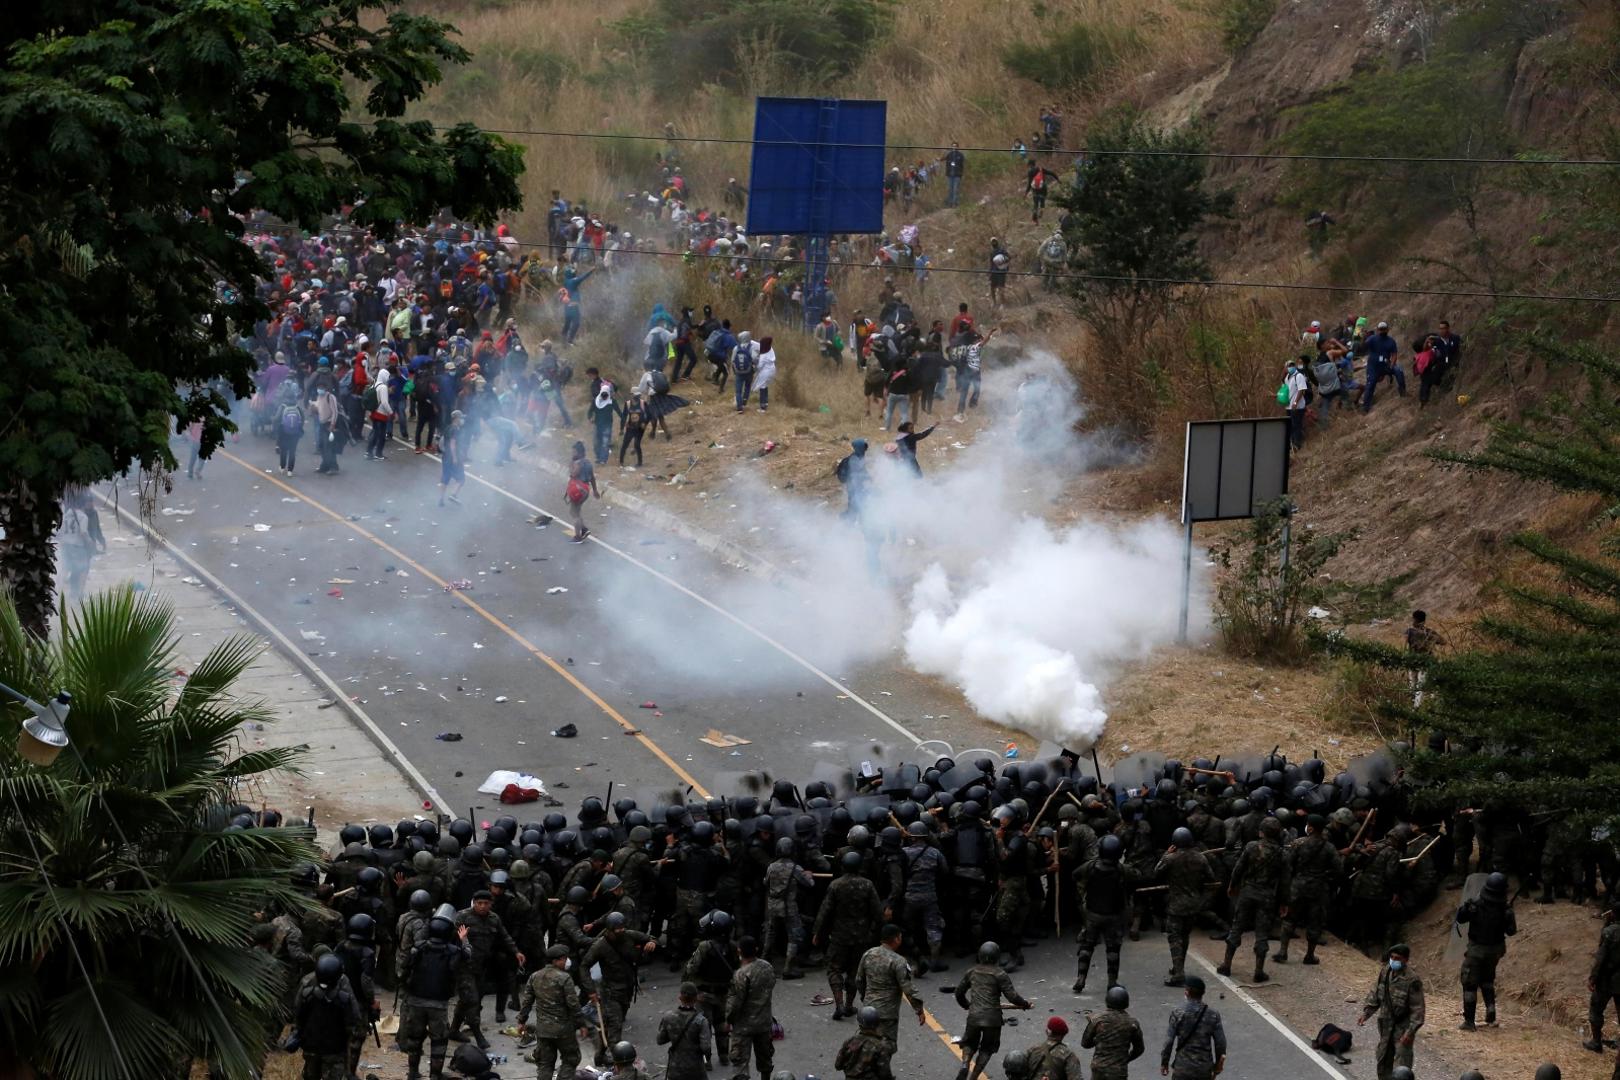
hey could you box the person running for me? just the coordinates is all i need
[566,440,601,543]
[275,388,306,476]
[893,421,935,477]
[437,410,466,507]
[952,327,998,421]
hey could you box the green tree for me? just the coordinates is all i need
[1321,339,1620,829]
[0,0,525,634]
[0,587,320,1079]
[1054,111,1232,433]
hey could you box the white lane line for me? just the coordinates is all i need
[95,488,452,814]
[393,432,925,746]
[1188,951,1352,1080]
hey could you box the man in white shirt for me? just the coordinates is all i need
[1285,356,1310,450]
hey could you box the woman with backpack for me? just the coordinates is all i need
[275,384,306,476]
[635,365,688,442]
[565,440,601,543]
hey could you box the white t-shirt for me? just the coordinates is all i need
[1286,368,1309,410]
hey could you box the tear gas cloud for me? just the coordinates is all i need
[600,347,1206,750]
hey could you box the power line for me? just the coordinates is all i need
[248,222,1620,306]
[391,120,1620,169]
[0,769,135,1080]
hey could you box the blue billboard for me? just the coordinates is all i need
[745,97,887,236]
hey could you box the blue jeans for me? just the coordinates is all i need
[883,393,909,429]
[562,307,581,343]
[593,414,613,463]
[956,370,981,414]
[757,386,769,410]
[1361,362,1405,411]
[734,372,753,409]
[946,175,962,206]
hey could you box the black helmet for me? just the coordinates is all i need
[315,952,344,988]
[705,910,734,938]
[706,795,728,817]
[459,843,485,866]
[977,941,1000,964]
[448,818,474,845]
[542,812,567,832]
[960,800,982,821]
[841,850,863,872]
[485,824,511,850]
[611,1041,637,1065]
[368,823,393,848]
[1171,827,1195,848]
[804,781,832,801]
[846,825,871,848]
[1483,871,1508,898]
[604,911,627,932]
[1105,986,1129,1010]
[289,862,320,887]
[1389,1069,1414,1080]
[228,813,255,830]
[613,797,638,821]
[357,866,383,893]
[415,819,439,844]
[893,800,918,825]
[1003,1050,1028,1076]
[624,809,649,829]
[409,889,433,914]
[1534,1066,1562,1080]
[911,783,932,804]
[489,869,510,887]
[591,826,615,851]
[487,847,511,870]
[451,1044,492,1075]
[857,1006,880,1029]
[579,796,606,825]
[879,825,902,849]
[723,817,744,840]
[1461,1073,1485,1080]
[1098,834,1122,861]
[396,818,418,842]
[1155,778,1178,801]
[339,824,366,847]
[1231,798,1250,817]
[775,836,795,857]
[906,821,929,838]
[566,886,590,906]
[692,821,716,844]
[866,807,889,831]
[346,913,375,942]
[520,827,543,847]
[520,842,543,863]
[554,829,578,854]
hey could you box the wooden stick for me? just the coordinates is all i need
[1053,842,1062,938]
[1185,766,1236,781]
[1024,787,1062,834]
[1342,808,1377,854]
[1400,833,1443,865]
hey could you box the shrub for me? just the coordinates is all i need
[1002,22,1142,90]
[1213,0,1277,53]
[1212,498,1357,663]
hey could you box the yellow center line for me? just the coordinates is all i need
[216,447,709,798]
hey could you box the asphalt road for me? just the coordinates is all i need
[125,429,1350,1080]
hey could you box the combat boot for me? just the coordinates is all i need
[407,1053,422,1080]
[832,990,847,1019]
[929,944,949,972]
[1215,943,1237,977]
[428,1050,447,1080]
[1272,935,1290,964]
[1483,988,1497,1026]
[782,944,803,980]
[1251,952,1269,984]
[1302,941,1320,965]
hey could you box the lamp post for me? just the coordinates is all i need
[0,682,72,766]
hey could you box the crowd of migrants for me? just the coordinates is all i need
[247,746,1620,1080]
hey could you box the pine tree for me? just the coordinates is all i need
[1321,339,1620,827]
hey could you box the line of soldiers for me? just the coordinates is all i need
[244,741,1620,1080]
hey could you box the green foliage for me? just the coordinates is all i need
[1212,498,1357,663]
[1320,339,1620,829]
[1053,110,1233,432]
[0,587,320,1078]
[1213,0,1277,53]
[1001,22,1142,90]
[0,0,526,631]
[613,0,893,91]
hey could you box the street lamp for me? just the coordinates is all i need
[0,682,72,766]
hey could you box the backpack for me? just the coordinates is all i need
[280,405,304,436]
[1312,1023,1352,1058]
[363,384,380,413]
[650,370,670,395]
[732,346,755,377]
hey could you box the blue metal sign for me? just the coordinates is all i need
[745,97,886,237]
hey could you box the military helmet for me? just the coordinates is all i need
[357,866,383,893]
[413,849,436,872]
[448,818,474,845]
[1171,827,1195,848]
[846,825,870,847]
[342,841,368,859]
[510,859,533,880]
[1105,986,1129,1010]
[1534,1065,1562,1080]
[1057,803,1079,822]
[368,823,393,848]
[315,952,344,988]
[1098,834,1122,860]
[1389,1069,1414,1080]
[841,850,863,872]
[857,1006,881,1029]
[339,823,366,847]
[290,862,320,887]
[604,911,627,932]
[346,913,375,942]
[629,825,652,844]
[770,1072,797,1080]
[409,889,433,914]
[611,1041,636,1064]
[906,821,929,838]
[600,873,623,892]
[415,819,440,844]
[436,835,460,857]
[489,869,510,887]
[977,941,1000,964]
[775,836,795,857]
[546,944,571,961]
[1003,1050,1028,1077]
[705,910,734,938]
[566,886,590,906]
[1483,871,1508,898]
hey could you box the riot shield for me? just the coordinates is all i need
[1348,749,1398,797]
[1444,872,1489,968]
[1110,751,1167,795]
[881,762,921,796]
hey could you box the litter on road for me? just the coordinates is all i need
[551,723,578,738]
[699,729,750,748]
[434,732,463,742]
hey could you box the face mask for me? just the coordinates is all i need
[1388,959,1404,972]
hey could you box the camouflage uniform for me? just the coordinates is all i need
[835,1030,897,1080]
[1161,999,1225,1080]
[580,929,654,1055]
[552,903,594,963]
[657,1002,714,1080]
[1081,1006,1144,1080]
[1154,847,1217,984]
[517,964,582,1080]
[725,957,778,1080]
[1024,1036,1083,1080]
[814,871,884,1002]
[613,840,656,909]
[399,935,468,1080]
[451,907,518,1043]
[1360,964,1425,1080]
[1588,920,1620,1047]
[762,855,815,966]
[855,944,924,1047]
[1456,892,1515,1027]
[294,980,362,1080]
[900,839,949,960]
[953,962,1029,1069]
[1073,858,1129,992]
[1277,832,1342,961]
[1222,833,1290,976]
